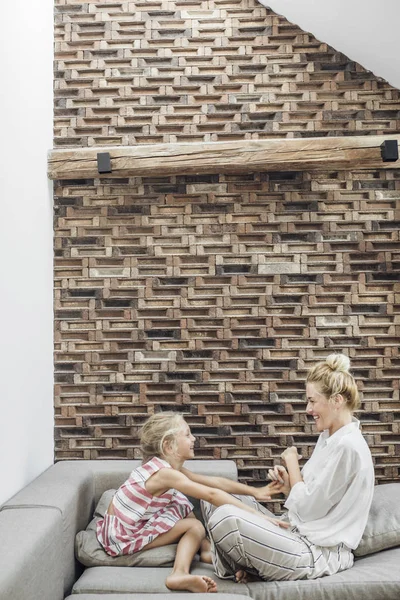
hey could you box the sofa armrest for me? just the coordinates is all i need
[0,507,64,600]
[1,461,96,596]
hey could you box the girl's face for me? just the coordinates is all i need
[173,420,196,460]
[306,382,340,436]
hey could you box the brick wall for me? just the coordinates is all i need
[54,0,400,490]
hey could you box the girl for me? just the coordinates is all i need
[202,354,375,583]
[96,411,286,594]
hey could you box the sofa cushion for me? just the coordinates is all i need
[66,595,250,600]
[72,564,240,595]
[75,489,177,567]
[354,483,400,557]
[71,552,400,600]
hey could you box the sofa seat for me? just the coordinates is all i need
[72,548,400,600]
[66,595,250,600]
[72,564,240,595]
[246,547,400,600]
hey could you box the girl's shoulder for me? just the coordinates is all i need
[122,457,173,489]
[136,456,172,477]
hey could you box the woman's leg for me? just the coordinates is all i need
[201,494,278,579]
[201,493,275,523]
[206,504,313,582]
[145,517,217,593]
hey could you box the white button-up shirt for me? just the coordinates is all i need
[284,418,374,548]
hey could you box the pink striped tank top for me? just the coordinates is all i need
[96,456,193,556]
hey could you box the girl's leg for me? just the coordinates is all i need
[185,511,213,564]
[181,511,212,564]
[144,518,217,593]
[200,538,212,564]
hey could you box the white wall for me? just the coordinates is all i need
[260,0,400,90]
[0,0,54,505]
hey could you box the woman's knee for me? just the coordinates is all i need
[209,504,240,530]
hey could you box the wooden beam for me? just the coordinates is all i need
[47,135,400,180]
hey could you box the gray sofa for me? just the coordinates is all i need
[1,460,400,600]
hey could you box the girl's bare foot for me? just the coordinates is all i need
[166,573,217,593]
[200,538,213,564]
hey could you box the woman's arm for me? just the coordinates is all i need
[180,466,283,501]
[283,445,359,522]
[147,468,289,528]
[280,447,303,488]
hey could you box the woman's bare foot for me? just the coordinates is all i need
[200,538,213,564]
[166,572,217,593]
[235,569,260,584]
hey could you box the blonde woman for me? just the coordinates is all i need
[202,354,375,583]
[96,411,285,593]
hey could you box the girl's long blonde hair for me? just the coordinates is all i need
[306,353,360,412]
[140,411,185,463]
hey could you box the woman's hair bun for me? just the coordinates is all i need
[325,353,350,373]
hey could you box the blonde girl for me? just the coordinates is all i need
[97,411,285,594]
[202,354,375,584]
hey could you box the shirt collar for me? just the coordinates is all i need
[321,417,360,446]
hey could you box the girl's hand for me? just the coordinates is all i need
[253,480,284,501]
[262,514,290,529]
[268,465,290,496]
[281,446,302,464]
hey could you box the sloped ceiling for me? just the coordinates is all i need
[259,0,400,90]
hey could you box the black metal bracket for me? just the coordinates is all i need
[380,140,399,162]
[97,152,112,174]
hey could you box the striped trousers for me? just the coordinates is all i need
[201,496,353,582]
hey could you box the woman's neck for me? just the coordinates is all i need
[329,411,353,436]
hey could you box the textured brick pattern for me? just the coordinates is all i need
[53,1,400,492]
[54,0,400,146]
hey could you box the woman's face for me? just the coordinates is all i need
[306,382,338,436]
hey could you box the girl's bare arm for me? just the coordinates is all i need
[146,468,288,528]
[180,467,283,501]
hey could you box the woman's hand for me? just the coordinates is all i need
[280,447,303,488]
[268,465,290,496]
[281,446,302,464]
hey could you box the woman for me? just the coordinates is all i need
[201,353,375,582]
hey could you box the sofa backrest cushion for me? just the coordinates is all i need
[354,482,400,557]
